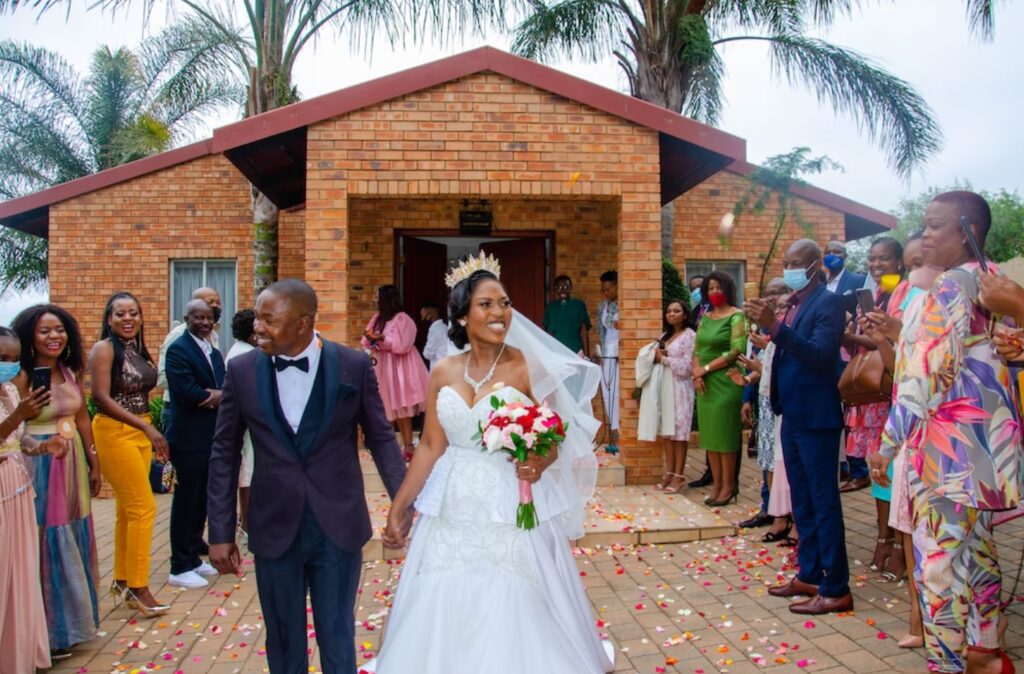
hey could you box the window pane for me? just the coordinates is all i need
[684,261,746,302]
[171,262,204,328]
[205,262,237,353]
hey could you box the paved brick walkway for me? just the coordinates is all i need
[49,456,1024,674]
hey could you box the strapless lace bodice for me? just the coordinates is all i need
[415,385,569,525]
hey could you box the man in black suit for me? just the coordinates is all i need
[207,279,409,673]
[165,299,226,589]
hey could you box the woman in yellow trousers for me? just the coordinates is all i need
[89,292,170,618]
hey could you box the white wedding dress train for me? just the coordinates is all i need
[366,386,614,674]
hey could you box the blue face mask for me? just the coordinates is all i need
[783,263,817,292]
[690,288,702,306]
[0,362,20,384]
[823,253,845,271]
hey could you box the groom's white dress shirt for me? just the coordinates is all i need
[274,333,322,433]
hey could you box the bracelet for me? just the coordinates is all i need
[88,444,97,455]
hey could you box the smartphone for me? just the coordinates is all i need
[961,215,989,272]
[32,366,51,392]
[856,288,875,315]
[744,282,759,300]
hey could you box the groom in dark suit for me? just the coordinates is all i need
[165,299,226,589]
[745,239,852,615]
[208,279,409,673]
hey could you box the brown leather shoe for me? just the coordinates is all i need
[768,578,819,598]
[839,478,871,493]
[789,593,854,615]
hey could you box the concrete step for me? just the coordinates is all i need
[360,484,737,561]
[359,447,627,491]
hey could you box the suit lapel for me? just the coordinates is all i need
[307,341,345,453]
[182,332,216,386]
[256,353,295,449]
[792,285,826,333]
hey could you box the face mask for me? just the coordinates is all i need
[0,362,20,384]
[823,253,845,272]
[783,263,817,292]
[211,307,222,324]
[690,288,702,306]
[708,291,727,308]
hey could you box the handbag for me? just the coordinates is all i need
[838,350,892,406]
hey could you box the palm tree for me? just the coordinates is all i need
[3,0,521,293]
[513,1,941,178]
[0,29,243,293]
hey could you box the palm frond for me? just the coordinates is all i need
[84,45,144,169]
[511,0,626,62]
[0,40,88,134]
[0,228,48,294]
[406,0,528,46]
[718,33,942,179]
[0,91,94,182]
[681,48,725,124]
[965,0,995,39]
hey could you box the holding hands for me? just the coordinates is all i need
[382,507,415,550]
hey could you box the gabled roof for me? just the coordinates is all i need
[726,161,896,239]
[0,46,894,242]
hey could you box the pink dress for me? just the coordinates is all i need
[362,312,431,421]
[0,383,50,671]
[661,329,696,441]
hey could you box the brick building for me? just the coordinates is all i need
[0,47,894,483]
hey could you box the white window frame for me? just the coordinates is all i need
[685,260,748,303]
[169,259,238,350]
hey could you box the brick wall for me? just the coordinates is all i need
[305,72,662,482]
[48,154,253,358]
[672,170,846,288]
[278,207,306,279]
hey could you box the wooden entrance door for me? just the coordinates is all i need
[401,236,449,320]
[480,238,547,325]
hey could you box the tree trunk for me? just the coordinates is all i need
[660,202,675,261]
[252,187,279,294]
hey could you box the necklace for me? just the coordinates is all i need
[464,343,506,394]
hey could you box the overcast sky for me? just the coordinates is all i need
[1,0,1022,318]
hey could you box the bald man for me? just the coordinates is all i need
[164,299,226,589]
[158,287,223,411]
[745,239,852,615]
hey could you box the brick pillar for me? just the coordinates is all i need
[305,127,350,344]
[617,181,664,484]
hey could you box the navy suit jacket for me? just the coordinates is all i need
[164,332,225,454]
[769,284,846,430]
[206,339,406,559]
[832,269,866,296]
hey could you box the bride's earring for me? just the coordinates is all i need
[458,319,467,327]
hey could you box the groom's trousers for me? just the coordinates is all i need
[255,506,362,674]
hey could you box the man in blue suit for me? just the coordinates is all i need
[823,240,867,296]
[165,299,226,589]
[207,280,409,673]
[745,239,852,615]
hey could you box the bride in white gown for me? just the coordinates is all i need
[368,259,614,674]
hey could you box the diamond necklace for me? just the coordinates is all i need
[464,342,506,394]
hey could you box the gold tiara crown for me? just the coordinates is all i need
[444,251,501,288]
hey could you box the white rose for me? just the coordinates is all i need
[483,427,504,453]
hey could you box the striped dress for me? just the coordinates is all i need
[25,366,99,650]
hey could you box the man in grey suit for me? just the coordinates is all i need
[207,279,410,673]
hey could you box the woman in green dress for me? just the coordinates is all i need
[693,271,747,506]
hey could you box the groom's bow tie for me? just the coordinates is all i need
[274,356,309,373]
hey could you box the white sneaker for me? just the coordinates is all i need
[168,570,209,589]
[193,561,219,578]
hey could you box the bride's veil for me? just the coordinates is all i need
[450,309,601,539]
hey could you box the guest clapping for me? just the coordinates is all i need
[89,292,169,619]
[361,285,430,460]
[693,272,747,506]
[11,304,101,658]
[872,191,1020,673]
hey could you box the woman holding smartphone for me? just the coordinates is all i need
[841,237,906,582]
[11,304,101,661]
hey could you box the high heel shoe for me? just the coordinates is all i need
[664,474,685,494]
[869,537,894,572]
[762,517,793,543]
[109,580,127,606]
[706,491,739,507]
[654,472,673,490]
[881,542,906,582]
[966,645,1015,674]
[124,588,170,619]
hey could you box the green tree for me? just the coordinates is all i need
[3,0,520,294]
[730,147,842,293]
[887,182,1024,263]
[0,32,242,293]
[662,257,688,310]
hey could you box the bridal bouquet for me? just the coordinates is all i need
[475,396,567,530]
